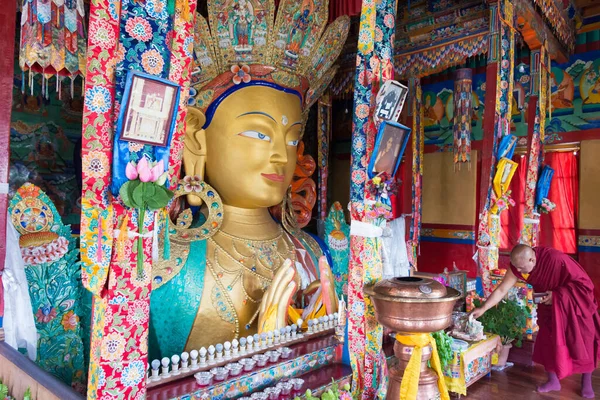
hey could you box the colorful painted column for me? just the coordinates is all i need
[80,1,196,398]
[453,68,473,169]
[478,1,499,215]
[477,0,516,293]
[347,0,397,398]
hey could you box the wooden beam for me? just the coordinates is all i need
[0,0,16,324]
[583,4,600,18]
[514,0,570,63]
[576,0,597,9]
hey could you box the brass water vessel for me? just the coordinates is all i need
[365,277,460,400]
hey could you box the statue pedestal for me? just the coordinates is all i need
[146,332,346,399]
[387,337,441,400]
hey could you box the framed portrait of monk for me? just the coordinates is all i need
[368,120,412,178]
[375,80,409,122]
[117,70,181,147]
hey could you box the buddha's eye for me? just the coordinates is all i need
[239,130,271,142]
[287,139,299,146]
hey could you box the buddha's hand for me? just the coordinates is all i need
[304,256,339,317]
[258,259,297,333]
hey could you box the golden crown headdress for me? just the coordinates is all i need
[190,0,349,123]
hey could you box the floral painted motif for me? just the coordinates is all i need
[231,64,252,85]
[84,86,113,114]
[145,0,169,20]
[101,332,126,362]
[141,49,166,75]
[36,306,58,323]
[125,17,153,42]
[121,361,146,388]
[82,151,110,179]
[61,310,80,331]
[126,300,150,325]
[90,18,118,50]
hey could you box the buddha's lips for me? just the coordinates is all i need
[261,173,285,182]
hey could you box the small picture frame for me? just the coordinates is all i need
[375,80,409,122]
[368,120,412,178]
[117,70,181,147]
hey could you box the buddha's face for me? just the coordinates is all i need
[200,86,302,208]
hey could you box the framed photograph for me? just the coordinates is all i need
[368,120,412,178]
[375,80,409,122]
[117,70,181,147]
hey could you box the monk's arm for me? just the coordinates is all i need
[475,269,518,315]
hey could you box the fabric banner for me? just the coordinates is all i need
[521,46,548,246]
[81,1,197,398]
[453,69,472,167]
[407,78,423,270]
[318,94,332,220]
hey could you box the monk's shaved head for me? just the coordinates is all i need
[511,244,534,262]
[511,244,536,274]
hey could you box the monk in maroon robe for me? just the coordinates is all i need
[472,245,600,398]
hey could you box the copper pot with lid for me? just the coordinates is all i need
[365,276,460,399]
[365,276,460,333]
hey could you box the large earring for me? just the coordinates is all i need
[168,176,224,243]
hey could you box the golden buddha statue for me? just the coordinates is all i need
[148,0,349,358]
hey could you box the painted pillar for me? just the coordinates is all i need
[347,0,397,398]
[80,2,197,399]
[477,0,516,296]
[478,1,499,215]
[453,68,473,169]
[0,0,17,330]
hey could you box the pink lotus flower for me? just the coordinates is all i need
[156,172,168,186]
[150,160,164,182]
[125,161,138,180]
[137,157,152,182]
[126,158,168,184]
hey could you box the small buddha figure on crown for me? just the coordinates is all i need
[149,0,349,358]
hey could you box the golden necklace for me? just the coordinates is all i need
[206,229,297,335]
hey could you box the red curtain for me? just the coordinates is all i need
[539,152,579,254]
[329,0,362,21]
[500,155,528,250]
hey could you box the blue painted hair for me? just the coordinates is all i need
[202,80,303,129]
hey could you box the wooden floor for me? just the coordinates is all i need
[465,356,600,399]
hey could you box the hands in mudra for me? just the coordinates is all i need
[257,257,338,333]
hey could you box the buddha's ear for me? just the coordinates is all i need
[183,107,207,206]
[183,107,207,177]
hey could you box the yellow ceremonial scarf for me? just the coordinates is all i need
[395,334,450,400]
